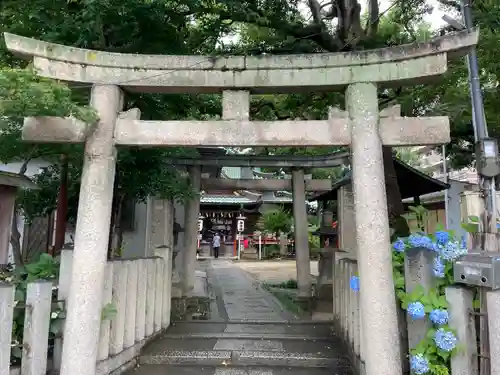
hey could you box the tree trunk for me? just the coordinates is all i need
[10,211,24,265]
[382,146,410,238]
[111,195,125,255]
[53,154,69,254]
[9,158,33,266]
[108,192,125,259]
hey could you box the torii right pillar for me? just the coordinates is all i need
[331,99,451,374]
[346,84,403,374]
[327,96,452,375]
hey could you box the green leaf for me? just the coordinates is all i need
[473,299,481,309]
[437,296,449,309]
[437,348,451,361]
[468,215,480,223]
[428,289,440,308]
[426,328,437,340]
[101,303,117,321]
[409,285,425,300]
[420,295,431,306]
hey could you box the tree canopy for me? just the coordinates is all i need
[1,0,498,234]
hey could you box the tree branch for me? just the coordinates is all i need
[366,0,380,37]
[213,8,343,51]
[436,0,461,12]
[308,0,323,25]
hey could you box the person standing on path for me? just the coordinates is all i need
[212,232,221,259]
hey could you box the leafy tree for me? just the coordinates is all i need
[2,0,497,254]
[209,2,437,235]
[207,0,499,234]
[395,147,423,169]
[0,0,231,258]
[261,207,293,238]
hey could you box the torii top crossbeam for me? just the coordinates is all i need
[4,29,478,94]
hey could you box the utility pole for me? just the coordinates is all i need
[461,0,498,239]
[444,2,500,375]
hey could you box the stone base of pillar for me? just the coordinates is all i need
[312,248,334,320]
[294,296,314,312]
[170,296,211,321]
[315,284,333,301]
[332,318,366,375]
[171,283,182,299]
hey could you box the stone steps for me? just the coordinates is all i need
[126,322,353,375]
[159,332,334,341]
[166,321,336,337]
[140,349,350,367]
[128,365,353,375]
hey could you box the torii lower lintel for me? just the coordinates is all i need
[22,105,449,147]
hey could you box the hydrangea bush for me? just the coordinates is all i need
[350,205,475,375]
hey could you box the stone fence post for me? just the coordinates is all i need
[155,245,173,328]
[0,283,15,375]
[404,248,434,349]
[446,286,478,375]
[21,281,53,375]
[53,248,74,370]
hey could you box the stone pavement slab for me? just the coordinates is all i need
[125,259,353,375]
[233,260,319,285]
[209,260,294,321]
[162,321,336,340]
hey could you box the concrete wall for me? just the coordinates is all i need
[121,201,148,258]
[122,198,186,260]
[403,179,471,238]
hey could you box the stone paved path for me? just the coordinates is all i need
[209,260,293,321]
[126,259,353,375]
[233,260,319,285]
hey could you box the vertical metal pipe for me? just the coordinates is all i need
[442,146,450,229]
[461,3,495,375]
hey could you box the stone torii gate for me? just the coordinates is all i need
[182,161,333,299]
[4,29,478,375]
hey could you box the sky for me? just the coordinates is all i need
[379,0,447,29]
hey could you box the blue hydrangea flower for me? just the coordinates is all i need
[393,238,405,252]
[433,256,445,278]
[435,231,449,244]
[350,276,360,292]
[407,301,426,320]
[410,353,430,375]
[408,234,434,250]
[434,328,457,352]
[429,309,449,325]
[461,236,467,249]
[440,240,467,261]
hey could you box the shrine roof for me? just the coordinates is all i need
[200,194,257,205]
[308,158,449,202]
[0,171,37,189]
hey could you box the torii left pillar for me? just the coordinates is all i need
[292,168,312,298]
[60,85,123,375]
[181,165,201,295]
